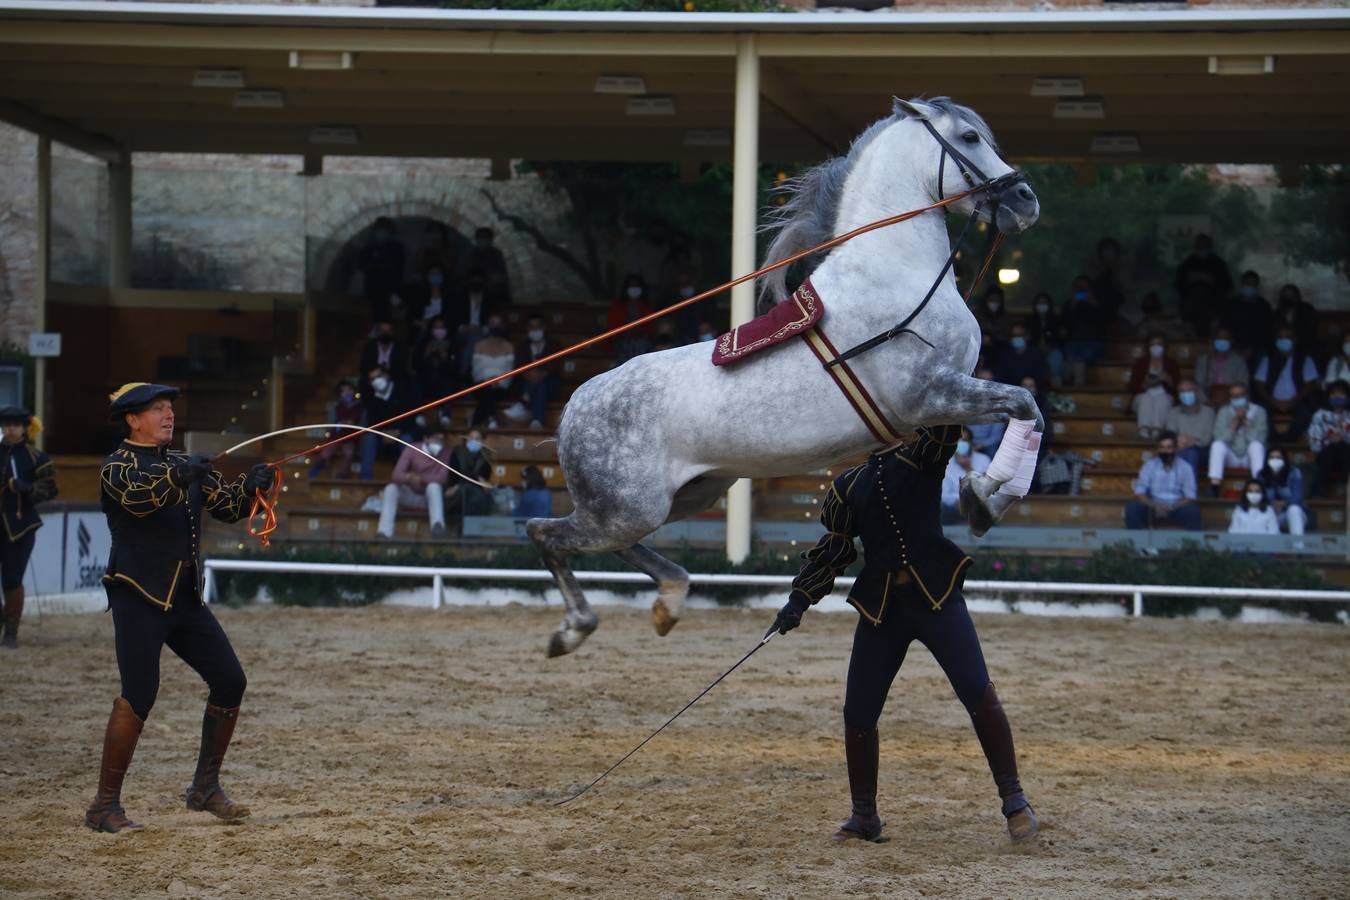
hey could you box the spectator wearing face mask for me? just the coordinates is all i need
[416,317,457,424]
[449,270,498,379]
[1228,479,1280,535]
[1059,275,1107,386]
[967,368,1006,456]
[1272,283,1317,352]
[1163,379,1215,477]
[1193,327,1250,408]
[940,428,990,525]
[973,286,1011,346]
[376,430,453,540]
[608,273,656,363]
[1128,333,1180,441]
[1024,292,1065,386]
[1252,326,1320,441]
[308,380,362,479]
[1257,448,1309,536]
[1174,233,1232,338]
[994,323,1048,388]
[469,315,516,429]
[1222,270,1273,361]
[1125,431,1201,531]
[444,430,494,525]
[1207,384,1268,496]
[1308,380,1350,498]
[517,316,560,430]
[359,365,416,481]
[413,264,451,329]
[513,465,553,520]
[361,321,408,385]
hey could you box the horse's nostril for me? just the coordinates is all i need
[1018,186,1034,201]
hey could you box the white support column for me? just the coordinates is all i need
[108,157,132,289]
[725,33,759,565]
[34,135,51,450]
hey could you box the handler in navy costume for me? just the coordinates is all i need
[0,405,57,649]
[85,383,271,833]
[772,424,1038,844]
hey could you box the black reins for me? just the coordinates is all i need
[822,119,1027,369]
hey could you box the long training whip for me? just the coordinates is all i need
[555,629,775,807]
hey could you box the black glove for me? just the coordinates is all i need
[244,463,274,494]
[172,454,213,487]
[770,595,811,636]
[9,476,33,495]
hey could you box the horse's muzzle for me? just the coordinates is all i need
[994,180,1040,233]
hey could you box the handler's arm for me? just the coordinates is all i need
[100,458,185,517]
[788,469,861,608]
[204,468,251,523]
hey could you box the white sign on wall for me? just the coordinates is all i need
[64,511,112,593]
[27,332,62,357]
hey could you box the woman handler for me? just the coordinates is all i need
[85,383,271,833]
[772,424,1039,844]
[0,405,57,649]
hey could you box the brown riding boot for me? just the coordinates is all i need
[185,704,251,820]
[970,682,1039,843]
[2,585,23,649]
[84,697,145,833]
[832,726,885,843]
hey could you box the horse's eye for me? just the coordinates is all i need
[962,130,979,144]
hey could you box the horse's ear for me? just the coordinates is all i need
[893,97,935,120]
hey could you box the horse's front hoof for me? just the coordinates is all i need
[959,476,996,537]
[651,598,680,637]
[547,630,577,658]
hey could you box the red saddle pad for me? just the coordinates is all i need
[710,280,824,366]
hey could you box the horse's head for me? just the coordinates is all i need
[893,97,1039,234]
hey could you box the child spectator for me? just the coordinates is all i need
[1207,384,1267,496]
[1308,380,1350,498]
[444,430,494,525]
[1125,431,1201,530]
[469,315,517,429]
[1193,327,1250,408]
[1252,325,1320,440]
[1228,479,1280,535]
[940,427,990,525]
[1163,379,1215,477]
[1257,448,1309,535]
[376,429,452,539]
[513,465,552,519]
[1128,333,1180,440]
[308,379,361,479]
[608,273,656,363]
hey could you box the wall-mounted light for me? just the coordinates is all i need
[289,50,354,71]
[1208,55,1274,76]
[997,269,1021,285]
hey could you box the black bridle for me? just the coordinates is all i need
[822,119,1028,369]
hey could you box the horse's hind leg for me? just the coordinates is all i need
[527,515,602,658]
[615,544,689,637]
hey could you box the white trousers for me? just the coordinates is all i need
[378,482,445,538]
[1207,440,1265,483]
[1282,504,1307,536]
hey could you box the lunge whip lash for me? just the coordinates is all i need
[554,628,776,807]
[219,182,1008,547]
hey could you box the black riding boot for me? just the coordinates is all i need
[832,725,884,843]
[185,704,251,820]
[970,682,1039,842]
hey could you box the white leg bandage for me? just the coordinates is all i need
[985,418,1036,484]
[996,430,1041,499]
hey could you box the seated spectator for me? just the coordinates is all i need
[470,315,516,429]
[1125,431,1201,531]
[1308,380,1350,498]
[377,429,452,539]
[1272,283,1317,351]
[515,315,561,430]
[1163,379,1215,477]
[359,365,417,481]
[1025,291,1064,385]
[1174,233,1231,338]
[513,465,553,519]
[1193,327,1250,408]
[1222,270,1273,361]
[1252,325,1320,440]
[1323,336,1350,387]
[940,428,990,525]
[1128,333,1180,440]
[412,264,451,330]
[1228,479,1280,535]
[360,321,409,385]
[1060,275,1108,386]
[973,285,1011,347]
[1257,447,1309,536]
[1207,384,1267,496]
[608,273,656,363]
[308,379,361,479]
[968,368,1006,456]
[994,323,1048,387]
[450,270,500,378]
[1035,434,1095,495]
[444,429,494,524]
[415,317,457,425]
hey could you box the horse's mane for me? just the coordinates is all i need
[755,96,993,312]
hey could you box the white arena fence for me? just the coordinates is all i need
[201,558,1350,619]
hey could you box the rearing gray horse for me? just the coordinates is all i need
[529,97,1043,657]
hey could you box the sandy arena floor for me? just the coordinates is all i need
[1,603,1347,898]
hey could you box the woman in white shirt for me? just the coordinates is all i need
[1324,340,1350,387]
[1228,479,1280,535]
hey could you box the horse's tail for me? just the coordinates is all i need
[756,157,851,313]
